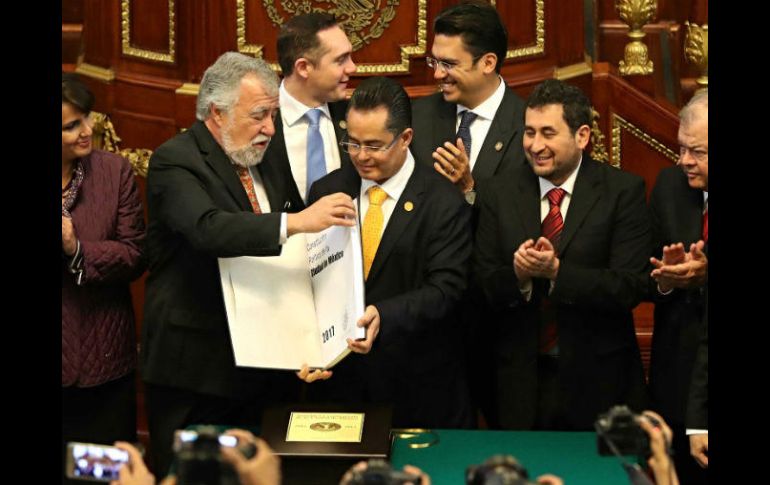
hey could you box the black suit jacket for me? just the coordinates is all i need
[307,159,474,428]
[686,285,708,430]
[141,121,297,399]
[648,166,708,426]
[473,156,650,429]
[260,100,350,212]
[410,87,527,191]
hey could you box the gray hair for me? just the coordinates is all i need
[679,89,708,126]
[195,52,279,121]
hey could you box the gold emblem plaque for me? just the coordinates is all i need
[286,412,365,442]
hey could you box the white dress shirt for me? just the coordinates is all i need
[279,82,342,201]
[456,76,506,170]
[358,151,416,238]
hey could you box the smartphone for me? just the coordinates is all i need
[65,442,130,482]
[173,430,238,450]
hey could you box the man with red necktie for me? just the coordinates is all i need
[474,79,650,431]
[648,89,709,484]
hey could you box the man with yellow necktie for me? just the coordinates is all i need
[307,77,475,428]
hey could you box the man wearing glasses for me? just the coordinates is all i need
[411,0,526,204]
[411,0,527,428]
[648,90,708,484]
[307,77,475,429]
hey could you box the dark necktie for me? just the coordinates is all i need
[456,111,478,157]
[702,202,708,242]
[539,188,566,354]
[305,108,327,198]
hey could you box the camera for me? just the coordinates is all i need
[347,459,422,484]
[174,426,256,485]
[65,442,130,482]
[595,405,651,457]
[466,455,536,485]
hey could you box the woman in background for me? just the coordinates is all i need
[62,72,146,450]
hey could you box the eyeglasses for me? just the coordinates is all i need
[426,55,483,72]
[679,146,708,163]
[339,135,399,155]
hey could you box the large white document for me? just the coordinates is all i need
[219,224,366,370]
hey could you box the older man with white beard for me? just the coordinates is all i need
[140,52,361,476]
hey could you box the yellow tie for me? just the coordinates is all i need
[362,186,388,280]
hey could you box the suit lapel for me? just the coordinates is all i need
[513,167,543,240]
[260,109,305,211]
[192,122,253,211]
[558,158,602,254]
[365,167,425,284]
[472,88,521,181]
[433,98,458,152]
[675,182,704,245]
[328,100,352,169]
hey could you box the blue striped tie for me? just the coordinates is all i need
[456,110,478,157]
[305,108,327,198]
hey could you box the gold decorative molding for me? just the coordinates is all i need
[176,83,200,96]
[615,0,656,76]
[555,59,593,80]
[239,0,426,74]
[75,63,115,82]
[684,22,708,92]
[90,111,152,178]
[263,0,400,52]
[589,109,610,164]
[506,0,545,59]
[611,114,678,168]
[121,0,176,64]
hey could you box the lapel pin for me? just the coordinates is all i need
[495,141,504,152]
[284,201,291,209]
[339,120,347,130]
[404,201,414,212]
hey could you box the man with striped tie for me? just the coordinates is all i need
[474,79,650,431]
[308,77,475,429]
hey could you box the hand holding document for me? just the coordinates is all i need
[220,224,366,371]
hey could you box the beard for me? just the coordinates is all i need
[222,126,271,168]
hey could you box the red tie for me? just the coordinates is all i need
[539,188,566,354]
[542,188,566,250]
[235,166,262,214]
[702,207,708,242]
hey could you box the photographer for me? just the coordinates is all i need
[639,411,679,485]
[109,429,280,485]
[339,461,431,485]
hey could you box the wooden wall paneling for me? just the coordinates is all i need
[125,0,172,53]
[552,0,586,67]
[80,0,120,70]
[181,0,238,84]
[63,0,85,68]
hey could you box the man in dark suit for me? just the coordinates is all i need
[308,77,474,428]
[686,287,708,471]
[259,13,356,212]
[410,1,527,426]
[140,52,363,475]
[648,90,708,483]
[473,79,649,430]
[411,0,526,203]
